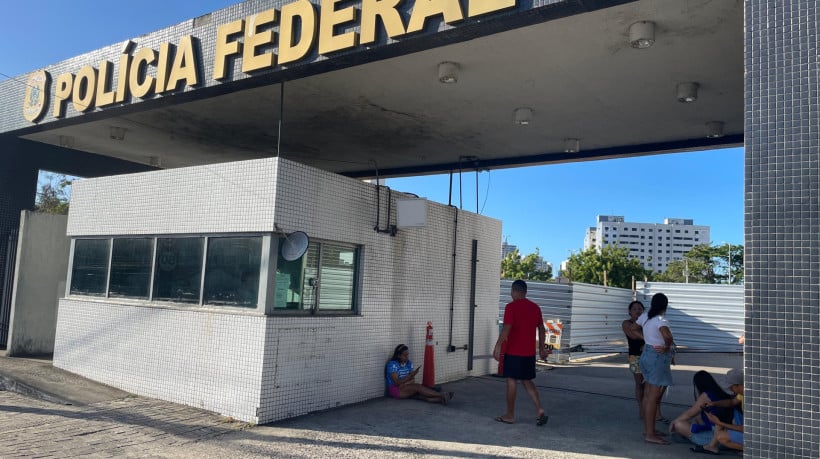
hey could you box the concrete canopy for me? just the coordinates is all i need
[11,0,742,178]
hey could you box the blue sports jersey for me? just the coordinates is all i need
[385,360,413,388]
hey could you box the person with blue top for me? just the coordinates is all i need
[702,368,744,453]
[669,370,735,451]
[385,344,453,404]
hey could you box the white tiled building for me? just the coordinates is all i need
[584,215,710,273]
[54,158,501,424]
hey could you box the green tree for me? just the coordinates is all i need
[35,173,73,215]
[653,243,743,284]
[560,245,649,288]
[725,244,744,284]
[655,257,713,283]
[501,248,552,281]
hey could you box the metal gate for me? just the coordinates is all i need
[0,229,19,350]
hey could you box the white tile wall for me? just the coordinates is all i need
[66,159,278,236]
[54,299,266,423]
[56,157,502,424]
[259,160,501,422]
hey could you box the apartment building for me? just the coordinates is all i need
[584,215,710,273]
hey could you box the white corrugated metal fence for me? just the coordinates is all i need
[499,280,743,353]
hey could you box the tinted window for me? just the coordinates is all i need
[109,238,154,299]
[319,244,357,310]
[153,237,203,304]
[274,240,358,312]
[203,237,262,307]
[70,239,110,296]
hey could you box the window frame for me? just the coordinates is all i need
[66,233,270,314]
[67,237,112,297]
[66,233,361,317]
[267,237,361,316]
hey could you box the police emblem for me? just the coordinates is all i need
[22,70,50,122]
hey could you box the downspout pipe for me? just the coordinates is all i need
[447,204,458,352]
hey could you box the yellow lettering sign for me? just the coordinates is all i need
[53,73,73,118]
[95,61,116,107]
[360,0,405,45]
[406,0,464,34]
[467,0,515,18]
[166,36,200,91]
[155,43,171,93]
[243,10,277,73]
[130,47,157,99]
[72,65,97,113]
[25,0,519,122]
[318,0,359,55]
[214,19,244,80]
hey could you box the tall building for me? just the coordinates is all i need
[584,215,710,273]
[534,258,552,273]
[501,241,518,259]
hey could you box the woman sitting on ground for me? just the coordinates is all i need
[385,344,453,404]
[669,370,734,450]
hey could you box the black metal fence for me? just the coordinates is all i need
[0,229,19,350]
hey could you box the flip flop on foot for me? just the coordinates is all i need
[536,414,549,426]
[690,445,720,455]
[494,416,515,424]
[440,392,454,405]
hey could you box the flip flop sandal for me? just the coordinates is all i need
[494,416,514,424]
[536,414,549,426]
[690,446,720,455]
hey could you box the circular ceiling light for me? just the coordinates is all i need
[629,21,655,49]
[513,107,533,125]
[676,82,699,103]
[438,62,460,84]
[706,121,725,138]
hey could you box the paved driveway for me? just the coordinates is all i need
[0,352,742,458]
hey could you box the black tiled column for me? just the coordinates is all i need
[745,1,820,457]
[0,141,38,312]
[0,137,155,324]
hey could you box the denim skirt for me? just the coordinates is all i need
[639,345,673,386]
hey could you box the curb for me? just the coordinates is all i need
[0,373,73,405]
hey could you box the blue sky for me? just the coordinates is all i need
[1,1,744,269]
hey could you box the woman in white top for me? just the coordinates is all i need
[637,293,674,445]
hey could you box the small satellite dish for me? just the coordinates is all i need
[281,231,309,261]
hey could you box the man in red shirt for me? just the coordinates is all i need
[493,280,549,426]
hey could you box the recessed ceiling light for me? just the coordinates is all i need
[513,107,533,125]
[438,62,459,84]
[676,82,699,103]
[706,121,725,138]
[629,21,655,49]
[109,126,127,140]
[564,138,580,153]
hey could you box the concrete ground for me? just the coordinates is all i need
[0,352,743,458]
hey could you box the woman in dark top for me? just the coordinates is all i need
[622,300,667,424]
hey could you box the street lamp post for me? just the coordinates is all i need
[726,242,732,284]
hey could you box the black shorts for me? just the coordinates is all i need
[503,354,536,380]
